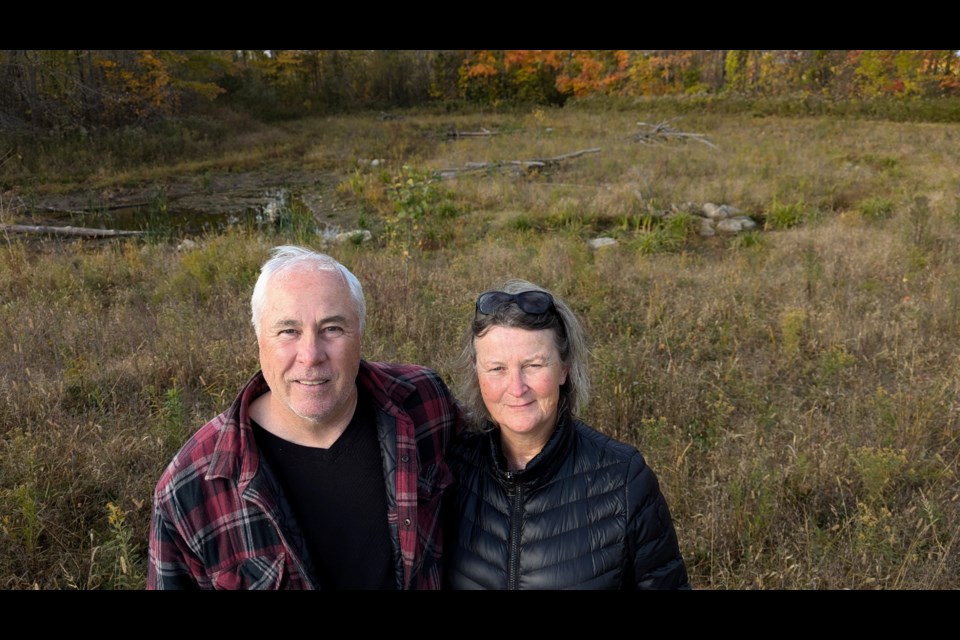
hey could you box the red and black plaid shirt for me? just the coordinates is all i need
[147,361,463,589]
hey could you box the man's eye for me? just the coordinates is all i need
[324,326,345,335]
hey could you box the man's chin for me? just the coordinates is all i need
[289,405,332,423]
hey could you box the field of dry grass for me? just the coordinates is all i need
[1,101,958,588]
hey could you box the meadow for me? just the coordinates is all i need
[1,99,958,589]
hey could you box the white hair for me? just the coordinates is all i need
[250,245,366,337]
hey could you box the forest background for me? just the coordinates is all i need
[1,50,959,589]
[3,50,960,130]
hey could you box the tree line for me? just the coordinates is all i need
[2,50,958,132]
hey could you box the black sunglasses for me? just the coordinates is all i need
[475,290,556,315]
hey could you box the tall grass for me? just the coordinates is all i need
[1,103,958,588]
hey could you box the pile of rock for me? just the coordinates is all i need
[587,201,759,251]
[697,202,758,236]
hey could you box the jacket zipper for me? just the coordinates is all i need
[506,471,523,590]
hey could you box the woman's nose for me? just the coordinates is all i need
[506,368,527,395]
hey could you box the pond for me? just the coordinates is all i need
[7,169,363,239]
[60,188,305,235]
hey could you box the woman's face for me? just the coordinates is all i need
[474,325,568,442]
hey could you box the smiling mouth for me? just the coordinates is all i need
[296,379,329,386]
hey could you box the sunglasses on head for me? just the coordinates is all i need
[475,290,556,316]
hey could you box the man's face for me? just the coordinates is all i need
[256,267,362,433]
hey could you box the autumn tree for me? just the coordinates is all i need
[624,50,714,96]
[555,50,629,97]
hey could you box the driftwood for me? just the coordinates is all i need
[447,127,496,139]
[32,201,151,215]
[0,223,144,238]
[633,120,718,150]
[437,148,601,177]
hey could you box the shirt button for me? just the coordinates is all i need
[400,455,409,463]
[403,518,412,526]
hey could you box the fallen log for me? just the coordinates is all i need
[436,148,601,177]
[0,223,145,238]
[33,201,151,215]
[634,120,718,150]
[545,148,602,162]
[448,127,496,138]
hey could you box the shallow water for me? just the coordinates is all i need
[17,170,361,238]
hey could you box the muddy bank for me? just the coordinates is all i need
[5,168,362,236]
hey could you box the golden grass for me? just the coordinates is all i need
[1,103,958,589]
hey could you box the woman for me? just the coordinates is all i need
[445,279,689,590]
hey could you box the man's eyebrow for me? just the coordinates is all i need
[269,318,302,329]
[268,315,351,328]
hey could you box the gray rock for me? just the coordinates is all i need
[587,237,618,250]
[702,202,727,219]
[703,202,742,220]
[332,229,372,245]
[716,216,758,233]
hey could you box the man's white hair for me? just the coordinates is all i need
[250,245,366,337]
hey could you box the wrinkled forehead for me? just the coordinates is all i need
[265,267,357,316]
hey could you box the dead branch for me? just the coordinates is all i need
[634,121,718,150]
[0,148,15,170]
[0,223,144,238]
[447,127,496,139]
[544,148,602,162]
[436,148,601,177]
[32,201,151,215]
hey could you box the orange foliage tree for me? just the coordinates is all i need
[459,50,632,105]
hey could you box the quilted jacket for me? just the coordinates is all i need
[445,413,690,590]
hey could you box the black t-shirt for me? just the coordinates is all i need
[253,389,396,589]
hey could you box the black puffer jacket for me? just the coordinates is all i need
[445,413,690,590]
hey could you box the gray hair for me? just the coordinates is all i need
[251,245,366,337]
[457,279,590,430]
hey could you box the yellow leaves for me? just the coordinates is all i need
[92,50,218,121]
[106,501,125,529]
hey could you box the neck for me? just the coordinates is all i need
[250,389,357,449]
[499,425,555,471]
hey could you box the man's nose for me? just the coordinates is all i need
[297,331,327,365]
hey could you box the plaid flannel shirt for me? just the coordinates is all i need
[147,360,462,589]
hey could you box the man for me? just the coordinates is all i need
[147,245,462,589]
